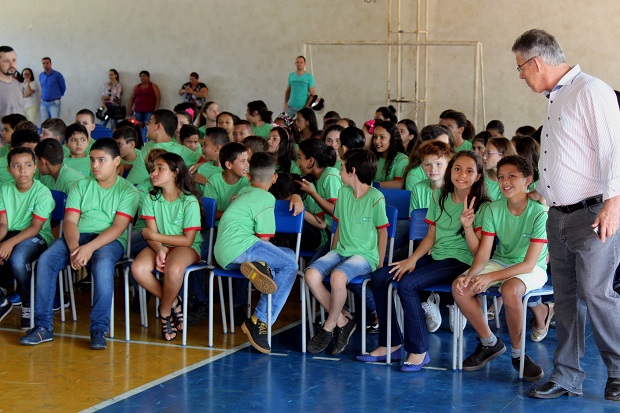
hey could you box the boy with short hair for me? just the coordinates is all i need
[126,109,202,185]
[243,136,269,158]
[63,123,91,176]
[203,142,249,220]
[34,138,85,193]
[0,129,40,186]
[409,140,451,213]
[179,124,200,154]
[232,120,253,143]
[40,118,66,143]
[76,109,97,140]
[20,138,140,349]
[214,152,298,354]
[0,147,55,329]
[305,148,389,355]
[113,126,141,176]
[1,113,27,154]
[193,126,228,192]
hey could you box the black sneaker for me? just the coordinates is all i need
[0,299,13,323]
[307,328,334,354]
[90,329,107,350]
[234,305,249,326]
[462,337,506,371]
[52,294,70,312]
[20,326,54,345]
[331,317,357,355]
[241,316,270,354]
[512,354,544,382]
[187,302,208,326]
[240,262,278,295]
[20,307,32,330]
[366,322,380,334]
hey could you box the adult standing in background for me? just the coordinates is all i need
[283,56,316,118]
[0,46,24,117]
[100,69,123,128]
[39,57,66,122]
[512,29,620,402]
[178,72,208,108]
[20,68,38,123]
[128,70,160,128]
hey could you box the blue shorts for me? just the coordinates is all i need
[307,251,372,283]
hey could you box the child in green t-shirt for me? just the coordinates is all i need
[305,149,389,355]
[214,152,298,354]
[34,138,85,193]
[370,120,408,188]
[192,127,228,193]
[131,153,203,341]
[113,126,140,177]
[203,142,249,220]
[453,155,548,382]
[0,147,54,330]
[63,123,91,177]
[20,138,140,350]
[409,140,451,214]
[0,128,40,186]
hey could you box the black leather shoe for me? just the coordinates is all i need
[605,377,620,401]
[529,381,578,399]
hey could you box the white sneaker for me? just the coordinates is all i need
[447,304,467,332]
[421,293,441,332]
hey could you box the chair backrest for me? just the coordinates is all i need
[91,125,113,139]
[385,205,398,264]
[409,208,429,255]
[372,181,381,189]
[274,200,305,260]
[50,190,67,237]
[201,197,217,265]
[380,188,412,221]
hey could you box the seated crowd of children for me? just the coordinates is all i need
[0,102,554,385]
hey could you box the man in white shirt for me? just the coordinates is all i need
[512,29,620,402]
[0,46,24,118]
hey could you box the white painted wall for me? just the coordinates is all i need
[3,0,619,136]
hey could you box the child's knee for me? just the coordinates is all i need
[330,271,348,289]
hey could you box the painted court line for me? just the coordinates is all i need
[80,319,303,412]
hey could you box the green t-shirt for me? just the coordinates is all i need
[405,165,427,191]
[133,179,153,231]
[0,157,12,187]
[141,192,203,256]
[63,138,95,158]
[121,149,143,166]
[252,124,272,138]
[409,179,435,214]
[203,171,249,213]
[66,176,140,248]
[485,177,503,201]
[425,191,484,265]
[214,185,276,269]
[375,152,408,182]
[0,180,55,246]
[127,140,202,185]
[63,156,91,177]
[0,145,10,158]
[195,161,222,193]
[38,164,86,193]
[482,198,548,270]
[333,186,389,271]
[315,166,342,230]
[456,140,473,152]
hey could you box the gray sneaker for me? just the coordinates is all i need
[422,293,441,332]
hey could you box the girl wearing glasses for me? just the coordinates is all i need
[483,137,516,201]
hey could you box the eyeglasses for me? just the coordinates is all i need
[516,56,537,72]
[482,151,503,157]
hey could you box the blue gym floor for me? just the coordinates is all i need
[85,307,618,413]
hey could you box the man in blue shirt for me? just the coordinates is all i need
[39,57,66,123]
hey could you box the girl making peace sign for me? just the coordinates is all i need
[357,151,490,371]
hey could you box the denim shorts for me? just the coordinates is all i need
[307,251,372,282]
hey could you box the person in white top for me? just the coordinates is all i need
[20,68,38,123]
[512,29,620,402]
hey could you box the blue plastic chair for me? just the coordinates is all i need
[379,189,412,221]
[208,200,304,349]
[91,124,113,139]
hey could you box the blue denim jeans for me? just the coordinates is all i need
[371,255,469,353]
[1,231,47,307]
[40,99,61,123]
[34,234,124,333]
[547,205,620,393]
[228,241,298,326]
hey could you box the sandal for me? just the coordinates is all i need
[531,302,554,342]
[159,307,178,341]
[170,296,184,332]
